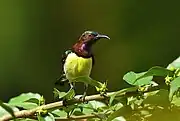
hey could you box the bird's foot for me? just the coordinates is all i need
[62,99,68,107]
[79,95,88,103]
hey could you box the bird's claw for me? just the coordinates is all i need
[79,95,88,103]
[62,99,68,107]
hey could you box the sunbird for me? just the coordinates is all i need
[56,31,110,100]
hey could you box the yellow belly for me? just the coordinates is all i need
[64,53,92,81]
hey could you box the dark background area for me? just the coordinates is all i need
[0,0,180,102]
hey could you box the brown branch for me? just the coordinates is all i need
[0,93,111,121]
[0,86,159,121]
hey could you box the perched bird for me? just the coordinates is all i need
[56,31,110,100]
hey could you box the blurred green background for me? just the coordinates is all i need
[0,0,180,102]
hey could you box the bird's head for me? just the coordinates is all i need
[78,31,110,45]
[73,31,110,57]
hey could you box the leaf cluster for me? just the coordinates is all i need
[1,56,180,121]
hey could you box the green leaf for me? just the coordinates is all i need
[53,88,75,101]
[136,66,173,80]
[8,93,41,109]
[45,113,55,121]
[37,115,45,121]
[169,76,180,101]
[110,103,124,111]
[51,109,67,117]
[64,88,75,100]
[127,96,144,110]
[16,118,37,121]
[72,110,83,116]
[9,93,41,103]
[71,105,93,116]
[143,89,169,106]
[124,66,173,86]
[37,113,55,121]
[112,116,126,121]
[72,76,107,94]
[63,104,77,116]
[15,102,38,109]
[25,98,39,104]
[87,118,101,121]
[88,101,106,111]
[107,106,132,121]
[171,95,180,106]
[0,100,16,118]
[90,112,107,120]
[77,103,94,115]
[53,88,67,99]
[109,87,138,106]
[140,110,151,116]
[72,76,102,88]
[167,56,180,69]
[81,106,94,115]
[123,71,153,86]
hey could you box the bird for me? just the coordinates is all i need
[56,31,110,101]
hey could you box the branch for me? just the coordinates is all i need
[0,86,159,121]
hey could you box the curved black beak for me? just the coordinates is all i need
[96,34,110,40]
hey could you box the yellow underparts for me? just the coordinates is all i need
[64,53,92,81]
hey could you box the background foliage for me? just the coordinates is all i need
[0,1,180,120]
[0,0,180,101]
[1,56,180,121]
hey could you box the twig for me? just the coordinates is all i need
[0,86,159,121]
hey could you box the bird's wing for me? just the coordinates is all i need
[91,54,95,66]
[61,49,73,72]
[55,49,72,85]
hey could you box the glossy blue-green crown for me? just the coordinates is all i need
[83,31,98,36]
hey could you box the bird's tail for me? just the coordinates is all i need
[55,74,68,86]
